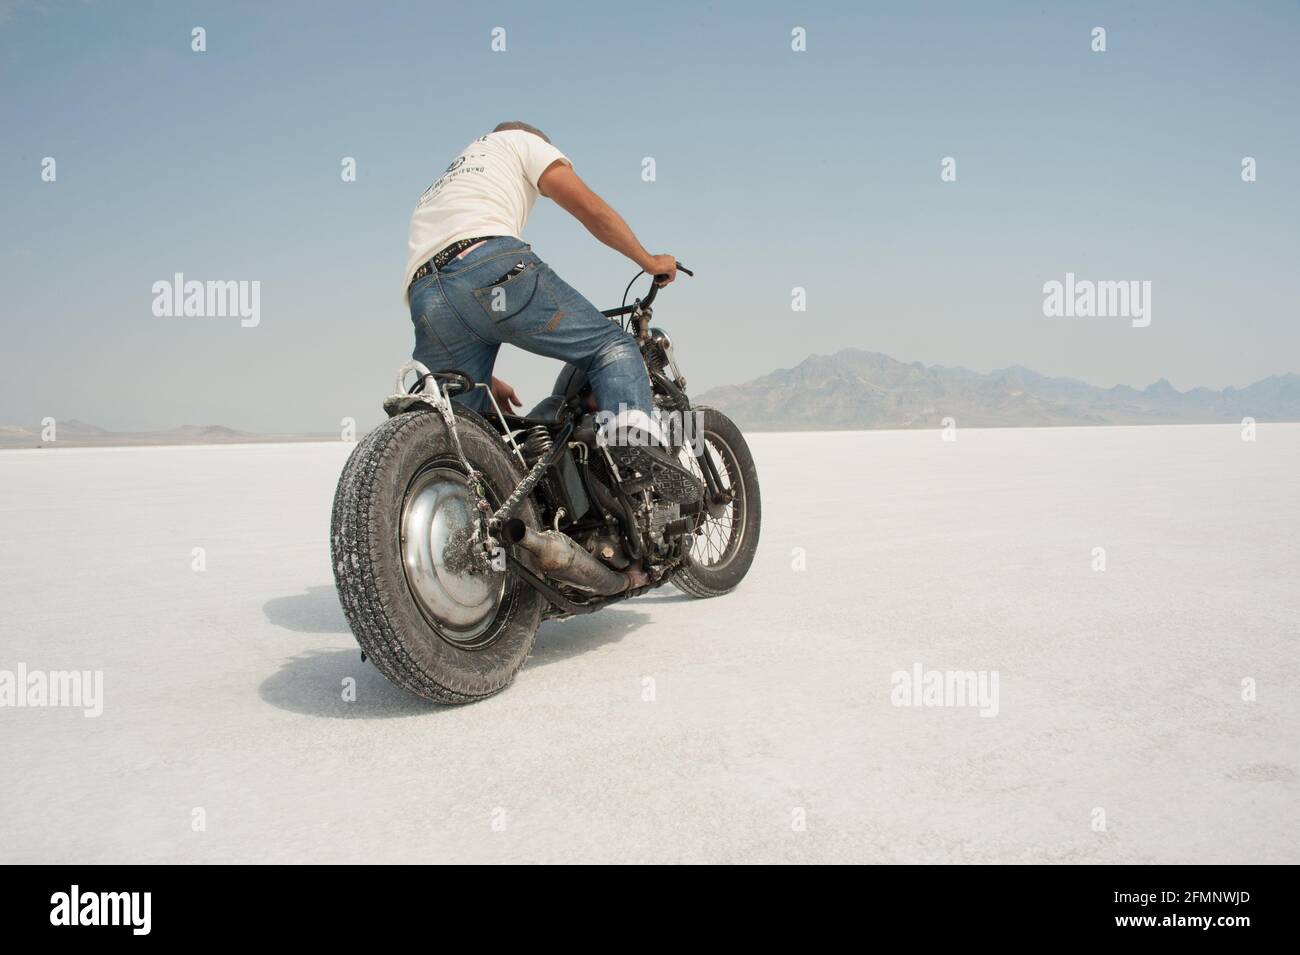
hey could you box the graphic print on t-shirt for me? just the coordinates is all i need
[416,151,484,209]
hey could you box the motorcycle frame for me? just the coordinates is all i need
[389,297,723,617]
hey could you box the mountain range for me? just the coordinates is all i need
[0,421,332,450]
[693,349,1300,431]
[6,351,1298,447]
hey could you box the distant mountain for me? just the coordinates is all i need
[9,354,1298,448]
[54,419,110,435]
[694,349,1300,431]
[173,424,245,439]
[0,422,334,450]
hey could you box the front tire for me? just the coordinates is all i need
[672,406,762,598]
[330,407,544,704]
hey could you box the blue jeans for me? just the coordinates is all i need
[408,237,652,416]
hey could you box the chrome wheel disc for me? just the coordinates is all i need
[399,466,504,646]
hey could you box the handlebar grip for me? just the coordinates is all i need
[635,262,694,311]
[652,262,693,285]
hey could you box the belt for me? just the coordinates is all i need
[410,236,500,287]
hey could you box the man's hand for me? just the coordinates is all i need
[490,376,522,410]
[643,255,677,285]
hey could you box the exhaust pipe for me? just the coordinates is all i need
[504,519,631,596]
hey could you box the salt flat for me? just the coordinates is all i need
[0,424,1296,864]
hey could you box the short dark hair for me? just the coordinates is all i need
[493,121,550,143]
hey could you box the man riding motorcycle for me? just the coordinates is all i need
[328,121,761,704]
[403,121,700,502]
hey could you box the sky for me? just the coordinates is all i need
[1,0,1298,432]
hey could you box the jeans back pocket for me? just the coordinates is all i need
[472,261,539,321]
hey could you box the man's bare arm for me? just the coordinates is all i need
[539,162,676,284]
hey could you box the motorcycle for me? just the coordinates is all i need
[330,265,761,704]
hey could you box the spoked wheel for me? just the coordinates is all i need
[671,406,762,597]
[331,407,544,704]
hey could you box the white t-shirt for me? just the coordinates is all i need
[403,130,570,302]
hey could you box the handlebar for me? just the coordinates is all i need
[600,262,692,318]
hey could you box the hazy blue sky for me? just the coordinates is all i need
[2,0,1297,431]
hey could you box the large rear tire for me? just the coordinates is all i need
[330,407,544,704]
[672,406,762,598]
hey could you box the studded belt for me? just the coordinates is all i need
[409,236,500,287]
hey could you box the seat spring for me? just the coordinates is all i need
[521,425,553,463]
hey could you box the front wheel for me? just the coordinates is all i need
[330,407,544,704]
[672,406,762,598]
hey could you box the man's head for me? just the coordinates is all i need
[493,121,550,143]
